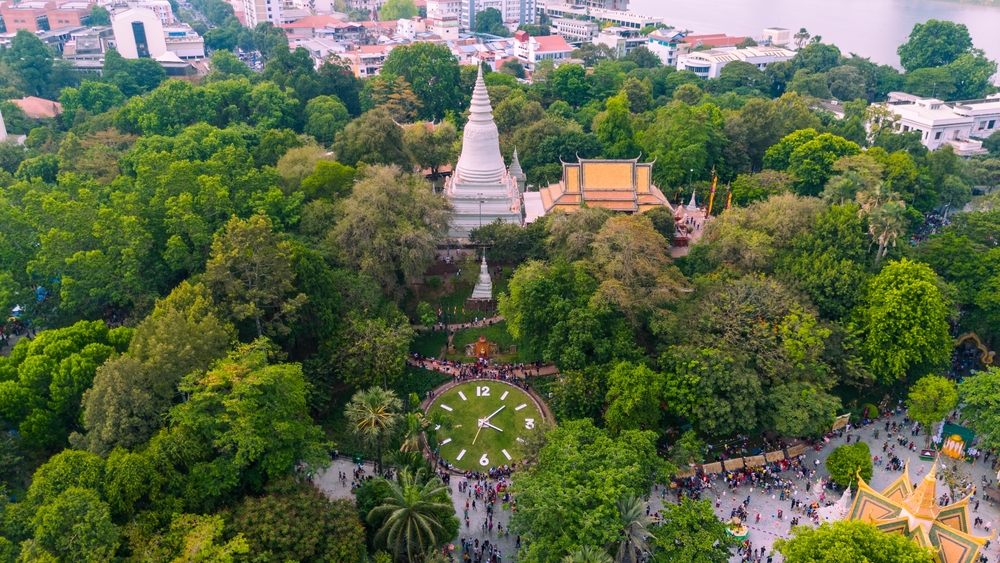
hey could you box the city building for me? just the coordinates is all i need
[445,66,522,238]
[762,26,790,46]
[675,45,795,79]
[562,0,627,9]
[551,18,597,42]
[47,1,93,28]
[61,25,113,67]
[594,25,644,57]
[162,22,203,58]
[535,0,660,30]
[345,0,383,16]
[425,0,460,39]
[111,6,166,58]
[645,28,685,66]
[535,157,672,215]
[1,1,50,32]
[239,0,281,28]
[879,92,1000,156]
[396,16,425,39]
[513,29,570,70]
[340,43,394,77]
[461,0,534,32]
[678,32,745,51]
[847,463,987,563]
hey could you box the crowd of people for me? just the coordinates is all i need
[910,211,951,245]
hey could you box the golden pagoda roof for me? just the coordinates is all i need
[846,462,991,563]
[902,465,941,521]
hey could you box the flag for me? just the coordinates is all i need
[707,168,718,216]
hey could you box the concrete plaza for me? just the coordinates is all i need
[314,408,999,562]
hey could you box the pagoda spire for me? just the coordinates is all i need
[455,65,506,185]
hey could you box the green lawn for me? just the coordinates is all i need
[445,321,540,364]
[430,381,544,471]
[411,330,448,358]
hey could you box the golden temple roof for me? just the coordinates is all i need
[846,461,990,563]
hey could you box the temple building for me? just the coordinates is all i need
[445,67,523,238]
[847,462,989,563]
[535,158,673,215]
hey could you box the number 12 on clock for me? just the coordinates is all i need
[476,386,491,397]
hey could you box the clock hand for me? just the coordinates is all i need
[485,422,503,432]
[484,406,506,422]
[472,419,484,445]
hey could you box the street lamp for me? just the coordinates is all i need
[477,192,486,228]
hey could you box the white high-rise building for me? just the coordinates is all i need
[240,0,281,28]
[461,0,534,32]
[445,67,523,238]
[426,0,461,39]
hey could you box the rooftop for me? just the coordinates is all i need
[683,46,796,63]
[531,34,571,53]
[13,96,63,118]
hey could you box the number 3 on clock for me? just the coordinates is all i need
[476,386,491,397]
[525,418,535,429]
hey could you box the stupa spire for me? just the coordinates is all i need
[455,65,506,185]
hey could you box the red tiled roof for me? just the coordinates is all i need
[532,34,571,53]
[12,96,61,118]
[684,33,745,47]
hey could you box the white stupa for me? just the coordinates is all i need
[817,485,853,523]
[470,253,493,301]
[446,66,523,238]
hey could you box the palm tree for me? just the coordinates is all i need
[855,182,901,217]
[401,409,452,453]
[344,386,402,474]
[822,172,864,205]
[867,201,907,266]
[562,546,614,563]
[612,495,655,563]
[368,469,453,563]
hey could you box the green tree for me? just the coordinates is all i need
[907,375,958,440]
[500,59,526,79]
[622,46,661,69]
[345,387,402,473]
[948,52,998,100]
[403,121,457,178]
[367,470,456,562]
[510,419,669,563]
[563,547,613,563]
[775,520,934,563]
[75,281,231,455]
[897,19,974,72]
[604,362,665,435]
[958,367,1000,451]
[231,477,366,563]
[170,340,330,497]
[23,486,120,563]
[301,160,356,201]
[826,442,873,486]
[335,313,413,389]
[650,497,736,563]
[613,495,654,563]
[205,214,307,338]
[903,66,957,100]
[135,513,249,563]
[304,95,350,145]
[381,43,460,120]
[88,4,111,25]
[331,165,450,299]
[596,92,640,159]
[851,259,953,383]
[2,30,53,96]
[473,7,509,36]
[730,170,794,207]
[333,108,411,168]
[380,0,417,20]
[550,64,591,107]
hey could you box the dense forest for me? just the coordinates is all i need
[0,12,997,563]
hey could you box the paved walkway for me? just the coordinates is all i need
[315,410,999,562]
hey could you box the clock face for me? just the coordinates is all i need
[429,380,545,471]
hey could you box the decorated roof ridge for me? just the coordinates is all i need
[902,462,941,520]
[930,520,993,547]
[882,462,914,501]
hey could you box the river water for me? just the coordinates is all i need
[629,0,1000,69]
